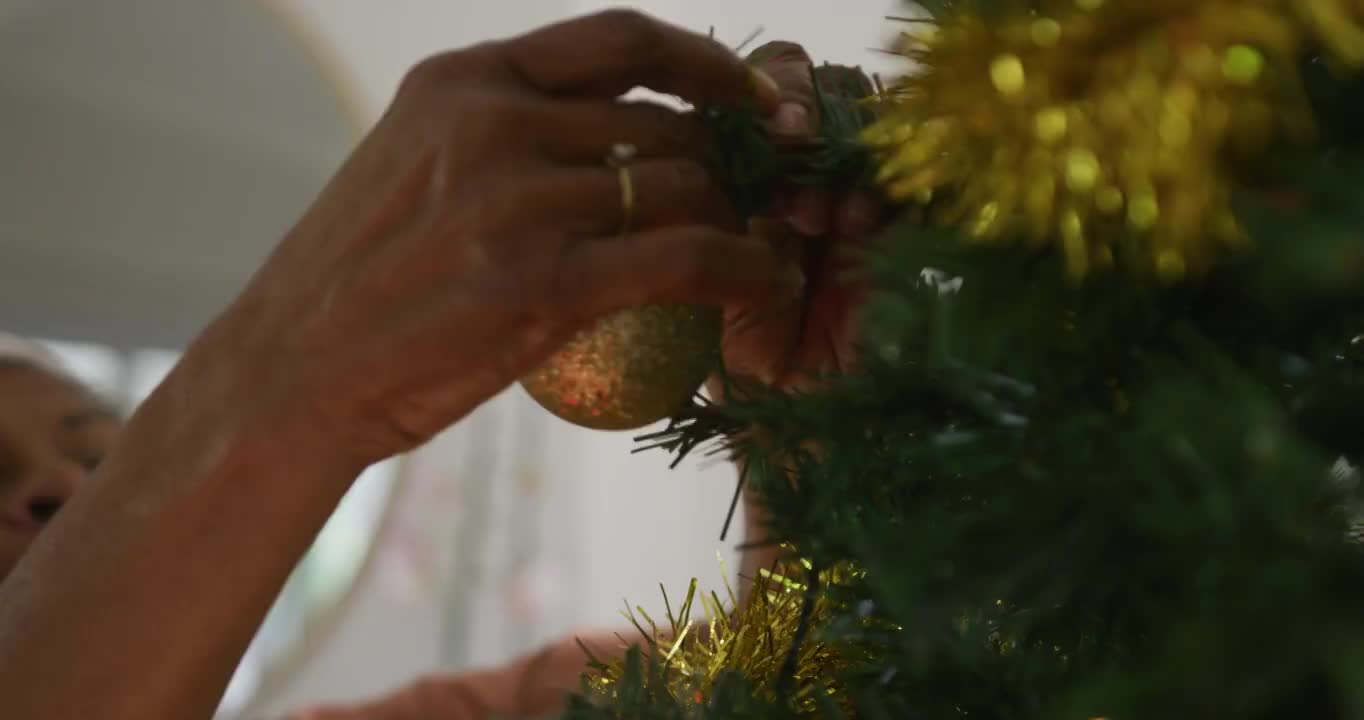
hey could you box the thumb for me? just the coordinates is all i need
[746,41,817,141]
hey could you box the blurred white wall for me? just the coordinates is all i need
[2,0,914,715]
[579,0,906,78]
[274,0,555,123]
[253,0,910,714]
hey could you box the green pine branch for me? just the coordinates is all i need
[566,18,1364,720]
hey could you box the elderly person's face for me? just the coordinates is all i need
[0,362,119,579]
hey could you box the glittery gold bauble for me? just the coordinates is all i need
[520,304,721,431]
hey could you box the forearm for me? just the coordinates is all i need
[0,347,360,720]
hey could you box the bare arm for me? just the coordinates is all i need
[0,12,787,719]
[0,346,359,718]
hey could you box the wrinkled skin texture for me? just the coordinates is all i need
[722,38,882,607]
[0,12,822,720]
[0,364,117,581]
[0,24,882,719]
[287,40,883,720]
[201,12,803,473]
[722,41,882,391]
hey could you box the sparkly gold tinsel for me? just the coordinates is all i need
[581,558,870,714]
[863,0,1364,280]
[520,304,721,431]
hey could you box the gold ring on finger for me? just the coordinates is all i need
[607,143,637,236]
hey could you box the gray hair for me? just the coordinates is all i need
[0,332,74,379]
[0,333,122,418]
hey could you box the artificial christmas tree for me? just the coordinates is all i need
[559,1,1364,717]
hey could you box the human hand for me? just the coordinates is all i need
[718,42,885,393]
[181,11,803,470]
[282,630,626,720]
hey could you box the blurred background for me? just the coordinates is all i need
[0,0,899,716]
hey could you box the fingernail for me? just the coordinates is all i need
[749,67,781,110]
[773,103,812,137]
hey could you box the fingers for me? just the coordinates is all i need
[785,198,879,382]
[529,99,706,163]
[745,41,826,237]
[722,303,801,385]
[501,9,780,111]
[559,226,803,317]
[722,219,806,384]
[721,194,880,389]
[523,160,736,235]
[776,188,834,237]
[746,41,818,142]
[774,189,883,239]
[833,193,884,239]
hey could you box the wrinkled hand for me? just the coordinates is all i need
[184,11,802,469]
[720,42,885,392]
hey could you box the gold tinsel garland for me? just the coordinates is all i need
[577,0,1364,711]
[863,0,1364,280]
[580,558,871,715]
